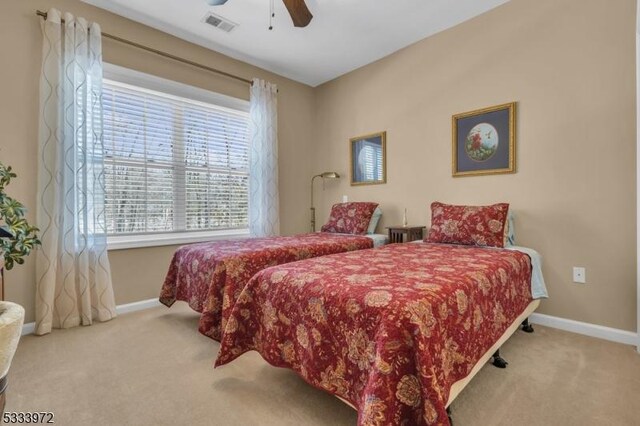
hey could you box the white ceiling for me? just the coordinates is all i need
[83,0,509,87]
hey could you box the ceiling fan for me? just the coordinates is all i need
[207,0,313,28]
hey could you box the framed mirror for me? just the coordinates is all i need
[350,131,386,186]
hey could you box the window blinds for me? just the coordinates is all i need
[102,79,250,236]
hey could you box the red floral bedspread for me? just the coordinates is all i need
[159,233,373,340]
[215,242,533,426]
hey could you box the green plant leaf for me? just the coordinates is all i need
[0,161,41,270]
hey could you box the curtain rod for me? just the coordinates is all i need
[36,10,253,86]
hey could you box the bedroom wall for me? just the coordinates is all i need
[313,0,638,331]
[0,0,315,322]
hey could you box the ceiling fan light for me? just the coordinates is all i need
[207,0,228,6]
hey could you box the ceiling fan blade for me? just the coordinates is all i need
[281,0,313,27]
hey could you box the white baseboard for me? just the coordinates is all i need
[529,313,638,346]
[21,322,35,336]
[20,300,637,347]
[21,298,162,336]
[115,298,162,315]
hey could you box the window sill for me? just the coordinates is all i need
[107,229,250,250]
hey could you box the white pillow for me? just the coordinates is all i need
[505,210,516,246]
[367,207,383,234]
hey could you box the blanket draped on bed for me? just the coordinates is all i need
[215,243,533,426]
[160,233,373,340]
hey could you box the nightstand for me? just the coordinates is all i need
[387,226,426,243]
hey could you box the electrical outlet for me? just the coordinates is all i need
[573,267,586,284]
[342,195,348,203]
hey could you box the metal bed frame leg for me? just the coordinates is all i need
[448,316,535,421]
[521,318,534,333]
[491,349,508,368]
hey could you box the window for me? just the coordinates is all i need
[102,66,250,249]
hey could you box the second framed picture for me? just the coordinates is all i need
[452,102,516,177]
[350,131,387,186]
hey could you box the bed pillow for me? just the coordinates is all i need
[321,202,379,235]
[426,202,510,248]
[367,207,383,234]
[505,210,516,246]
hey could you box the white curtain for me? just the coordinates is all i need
[249,79,280,237]
[35,9,116,335]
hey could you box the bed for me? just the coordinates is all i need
[160,201,387,340]
[214,203,548,425]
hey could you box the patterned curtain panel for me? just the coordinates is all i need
[248,79,280,237]
[35,9,116,335]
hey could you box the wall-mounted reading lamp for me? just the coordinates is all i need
[310,172,340,232]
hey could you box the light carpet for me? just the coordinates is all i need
[7,303,640,425]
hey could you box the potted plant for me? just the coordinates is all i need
[0,161,40,414]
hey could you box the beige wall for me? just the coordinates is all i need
[0,0,315,322]
[313,0,637,331]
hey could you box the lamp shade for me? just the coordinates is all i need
[207,0,228,5]
[319,172,340,179]
[0,227,13,239]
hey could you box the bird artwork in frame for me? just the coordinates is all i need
[452,102,516,177]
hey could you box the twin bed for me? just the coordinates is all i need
[160,231,387,339]
[161,202,386,339]
[160,201,547,425]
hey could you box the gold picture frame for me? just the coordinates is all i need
[350,131,387,186]
[452,102,516,177]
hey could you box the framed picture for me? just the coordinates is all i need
[452,102,516,177]
[350,131,387,186]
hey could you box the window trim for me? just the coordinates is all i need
[102,64,251,250]
[107,229,250,251]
